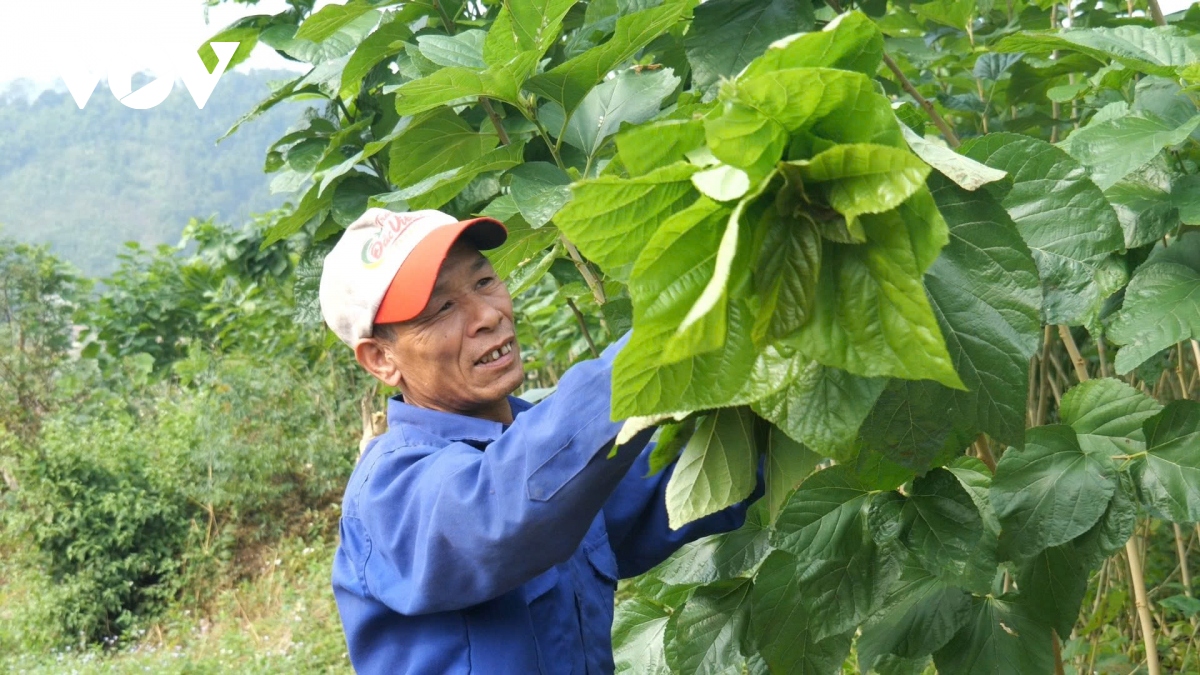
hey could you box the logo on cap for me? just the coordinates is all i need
[360,212,417,268]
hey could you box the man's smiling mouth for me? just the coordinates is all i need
[476,340,514,365]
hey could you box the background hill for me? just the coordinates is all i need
[0,70,299,277]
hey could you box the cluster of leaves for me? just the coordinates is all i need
[207,0,1200,671]
[80,213,319,371]
[612,380,1199,674]
[0,239,91,444]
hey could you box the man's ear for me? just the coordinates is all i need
[354,338,404,388]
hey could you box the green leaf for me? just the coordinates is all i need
[378,142,526,210]
[769,472,904,640]
[653,503,772,586]
[900,125,1006,191]
[616,119,706,176]
[772,464,868,557]
[973,52,1024,81]
[924,175,1043,447]
[556,68,681,158]
[749,551,856,675]
[507,0,578,55]
[264,184,332,247]
[295,0,376,42]
[672,174,779,356]
[877,468,983,579]
[790,188,963,389]
[753,362,885,456]
[741,10,883,79]
[733,68,903,148]
[612,596,672,675]
[628,197,730,363]
[388,110,498,189]
[647,417,698,477]
[911,0,972,30]
[483,213,559,281]
[703,103,789,181]
[782,143,931,225]
[262,13,380,64]
[1059,111,1200,190]
[1134,400,1200,523]
[859,380,973,474]
[857,560,973,669]
[1173,174,1200,225]
[664,578,755,675]
[340,13,413,99]
[684,0,815,100]
[508,162,572,229]
[200,19,267,74]
[392,51,539,115]
[506,242,559,297]
[995,25,1200,78]
[764,426,823,521]
[691,165,751,202]
[932,595,1054,675]
[665,407,759,529]
[990,425,1119,560]
[749,206,822,342]
[1105,176,1182,249]
[611,299,805,418]
[960,133,1125,326]
[1073,471,1137,570]
[525,0,690,114]
[1016,544,1089,637]
[416,30,488,69]
[1058,378,1163,456]
[1109,233,1200,374]
[554,162,699,277]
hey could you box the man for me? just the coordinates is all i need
[320,208,758,674]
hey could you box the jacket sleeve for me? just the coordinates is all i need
[601,443,766,578]
[352,333,653,616]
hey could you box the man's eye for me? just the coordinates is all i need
[477,276,494,288]
[438,301,454,313]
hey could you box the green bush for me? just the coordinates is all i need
[20,415,196,643]
[11,346,360,647]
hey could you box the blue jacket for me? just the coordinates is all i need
[332,335,756,674]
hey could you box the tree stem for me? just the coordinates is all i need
[1148,0,1167,26]
[882,53,961,148]
[1058,325,1090,382]
[561,237,607,306]
[566,298,600,359]
[1127,536,1163,675]
[480,98,511,146]
[1177,522,1194,597]
[1052,630,1066,675]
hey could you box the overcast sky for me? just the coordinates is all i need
[0,0,1195,89]
[0,0,328,88]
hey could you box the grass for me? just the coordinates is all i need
[0,531,351,674]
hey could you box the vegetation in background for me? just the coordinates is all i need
[0,70,297,276]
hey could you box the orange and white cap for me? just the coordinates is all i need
[319,208,507,346]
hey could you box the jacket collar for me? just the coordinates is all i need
[386,394,534,444]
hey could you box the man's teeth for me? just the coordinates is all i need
[479,342,513,364]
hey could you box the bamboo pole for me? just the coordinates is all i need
[1178,522,1194,597]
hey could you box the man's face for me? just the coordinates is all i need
[381,240,524,418]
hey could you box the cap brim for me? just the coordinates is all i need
[374,217,508,325]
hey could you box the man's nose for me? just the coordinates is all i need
[466,295,503,334]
